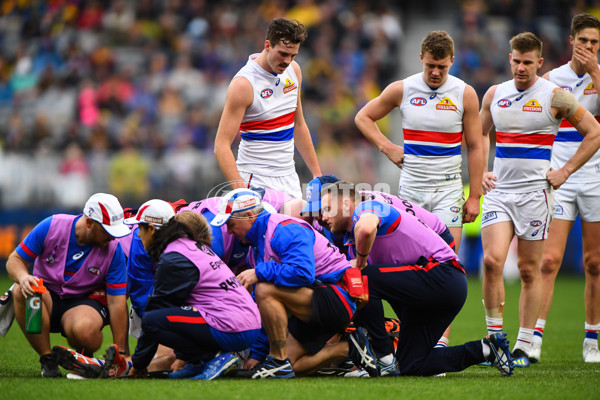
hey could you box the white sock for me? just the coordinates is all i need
[435,336,449,348]
[514,327,534,352]
[379,354,394,365]
[481,340,491,359]
[485,317,503,336]
[584,321,600,347]
[533,319,545,345]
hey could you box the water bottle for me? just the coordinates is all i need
[25,278,48,334]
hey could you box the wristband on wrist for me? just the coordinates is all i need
[356,250,370,258]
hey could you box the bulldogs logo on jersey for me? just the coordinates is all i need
[584,82,597,95]
[261,88,273,99]
[436,97,457,111]
[497,99,512,108]
[410,97,427,106]
[560,86,573,92]
[523,99,542,112]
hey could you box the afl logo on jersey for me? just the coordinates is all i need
[497,99,512,108]
[88,266,101,276]
[410,97,427,106]
[530,220,543,227]
[261,88,273,99]
[450,206,461,213]
[561,86,573,92]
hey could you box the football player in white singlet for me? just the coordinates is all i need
[355,30,484,349]
[214,18,321,199]
[536,14,600,363]
[480,32,600,366]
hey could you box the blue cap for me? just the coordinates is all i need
[300,175,339,215]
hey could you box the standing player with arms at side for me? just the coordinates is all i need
[536,14,600,363]
[355,30,484,348]
[479,32,600,366]
[214,18,321,198]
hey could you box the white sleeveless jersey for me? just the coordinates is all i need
[234,54,299,176]
[548,63,600,183]
[490,78,560,193]
[399,73,466,190]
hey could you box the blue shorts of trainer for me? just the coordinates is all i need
[288,284,354,355]
[49,290,109,336]
[439,227,456,251]
[357,259,483,375]
[135,307,260,366]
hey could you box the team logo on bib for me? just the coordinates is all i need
[523,99,542,112]
[436,97,457,111]
[584,83,597,95]
[261,88,273,98]
[410,97,427,106]
[87,266,101,276]
[497,99,512,108]
[283,78,297,94]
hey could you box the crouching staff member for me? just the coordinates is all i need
[211,189,366,378]
[125,205,261,380]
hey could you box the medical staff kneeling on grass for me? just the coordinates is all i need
[319,181,515,377]
[6,193,131,378]
[124,201,261,380]
[211,188,368,379]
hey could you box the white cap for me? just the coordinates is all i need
[211,189,262,227]
[83,193,130,238]
[124,199,175,228]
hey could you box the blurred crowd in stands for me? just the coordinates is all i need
[0,0,597,209]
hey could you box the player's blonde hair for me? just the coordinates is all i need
[510,32,543,57]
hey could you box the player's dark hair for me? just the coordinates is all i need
[510,32,543,57]
[571,13,600,37]
[146,211,212,262]
[266,18,307,46]
[421,31,454,59]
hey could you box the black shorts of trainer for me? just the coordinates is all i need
[49,290,109,336]
[288,284,353,355]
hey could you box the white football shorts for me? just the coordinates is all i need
[399,185,464,228]
[553,180,600,222]
[481,189,554,241]
[240,170,302,199]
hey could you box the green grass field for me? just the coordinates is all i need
[1,274,598,399]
